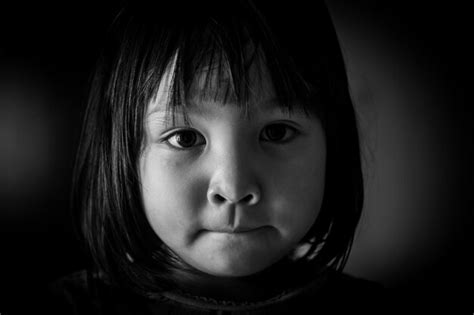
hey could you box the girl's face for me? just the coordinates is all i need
[140,59,326,277]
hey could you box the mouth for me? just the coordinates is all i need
[209,226,270,234]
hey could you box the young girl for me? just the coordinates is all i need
[49,0,384,313]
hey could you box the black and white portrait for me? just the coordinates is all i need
[0,1,471,314]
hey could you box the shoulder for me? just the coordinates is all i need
[50,269,90,296]
[47,270,100,315]
[47,270,156,315]
[327,271,385,292]
[299,270,388,313]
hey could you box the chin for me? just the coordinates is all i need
[195,254,277,278]
[202,265,265,278]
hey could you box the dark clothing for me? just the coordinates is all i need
[44,269,386,315]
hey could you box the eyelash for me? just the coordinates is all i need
[261,123,298,143]
[161,128,206,150]
[161,123,299,150]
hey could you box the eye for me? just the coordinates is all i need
[163,129,206,149]
[261,123,298,143]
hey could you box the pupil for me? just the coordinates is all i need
[267,125,286,140]
[177,131,196,147]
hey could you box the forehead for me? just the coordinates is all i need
[147,52,279,117]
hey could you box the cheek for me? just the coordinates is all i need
[268,147,326,239]
[139,149,206,245]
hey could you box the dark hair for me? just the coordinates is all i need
[72,0,363,296]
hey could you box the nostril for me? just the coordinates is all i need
[213,194,226,203]
[241,194,254,204]
[208,189,260,206]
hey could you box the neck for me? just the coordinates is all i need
[169,259,326,303]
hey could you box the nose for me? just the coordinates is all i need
[207,148,261,207]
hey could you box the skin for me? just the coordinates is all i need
[139,57,326,278]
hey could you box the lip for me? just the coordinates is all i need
[209,226,268,234]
